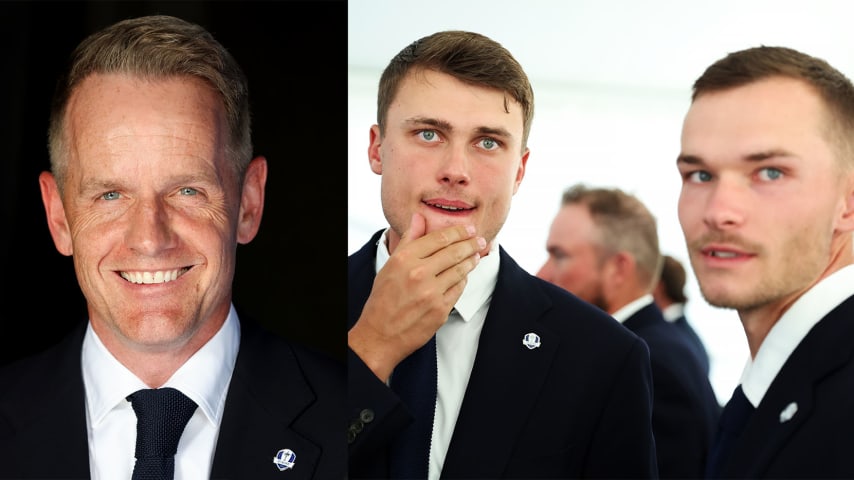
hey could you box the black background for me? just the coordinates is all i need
[0,0,347,365]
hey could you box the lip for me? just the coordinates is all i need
[422,198,475,215]
[698,244,754,267]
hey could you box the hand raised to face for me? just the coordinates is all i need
[348,212,485,382]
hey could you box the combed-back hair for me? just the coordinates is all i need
[47,14,252,191]
[692,45,854,169]
[376,30,534,152]
[561,184,663,291]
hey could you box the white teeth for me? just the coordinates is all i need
[711,251,737,258]
[120,268,186,284]
[433,204,464,211]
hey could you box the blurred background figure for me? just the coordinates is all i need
[654,254,712,377]
[537,183,720,479]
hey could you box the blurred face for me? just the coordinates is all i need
[536,204,609,311]
[40,73,265,353]
[677,76,850,312]
[368,68,529,255]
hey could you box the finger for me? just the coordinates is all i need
[409,223,479,260]
[424,234,485,277]
[437,251,481,296]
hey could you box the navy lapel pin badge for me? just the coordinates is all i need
[779,402,798,423]
[522,332,541,350]
[273,448,296,471]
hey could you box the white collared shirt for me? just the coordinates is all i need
[83,304,241,480]
[739,264,854,407]
[611,294,654,324]
[375,228,499,480]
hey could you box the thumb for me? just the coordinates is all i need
[400,212,427,245]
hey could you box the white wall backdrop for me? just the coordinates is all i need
[348,0,854,404]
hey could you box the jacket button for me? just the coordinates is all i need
[360,408,375,423]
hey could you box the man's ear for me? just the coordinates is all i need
[840,173,854,232]
[368,125,383,175]
[39,171,73,256]
[512,147,530,195]
[607,251,636,286]
[236,156,267,244]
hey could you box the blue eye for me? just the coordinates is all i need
[102,191,121,201]
[179,187,198,196]
[480,138,498,150]
[418,130,439,142]
[758,167,783,181]
[687,171,712,183]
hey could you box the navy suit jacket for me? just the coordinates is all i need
[0,313,346,479]
[714,294,854,478]
[623,304,721,478]
[672,313,711,376]
[347,230,658,478]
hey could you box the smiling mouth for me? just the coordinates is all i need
[425,202,473,212]
[120,267,190,284]
[708,250,739,258]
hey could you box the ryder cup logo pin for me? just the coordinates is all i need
[522,332,541,350]
[779,402,798,423]
[273,448,296,471]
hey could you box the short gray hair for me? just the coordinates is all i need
[47,14,252,191]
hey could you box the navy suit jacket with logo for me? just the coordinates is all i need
[623,303,721,478]
[714,294,854,478]
[0,314,346,479]
[347,230,658,478]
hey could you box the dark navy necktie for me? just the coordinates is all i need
[127,387,198,480]
[705,385,755,478]
[389,335,438,479]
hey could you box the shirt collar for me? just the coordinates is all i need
[376,228,499,322]
[611,294,654,323]
[82,304,241,427]
[661,303,684,322]
[741,264,854,405]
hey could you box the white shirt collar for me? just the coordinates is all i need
[611,294,654,324]
[741,264,854,406]
[661,303,684,323]
[82,304,241,427]
[375,228,499,322]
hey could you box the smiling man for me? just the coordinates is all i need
[348,30,658,479]
[677,46,854,478]
[0,15,344,479]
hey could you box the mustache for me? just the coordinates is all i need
[688,233,761,254]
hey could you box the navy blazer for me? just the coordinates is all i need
[0,314,346,479]
[623,304,721,478]
[714,294,854,478]
[347,230,658,478]
[672,314,711,376]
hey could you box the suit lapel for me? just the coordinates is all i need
[6,322,91,478]
[725,296,854,476]
[348,230,383,329]
[442,249,558,478]
[210,322,322,480]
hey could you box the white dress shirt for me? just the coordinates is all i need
[375,228,499,480]
[739,264,854,407]
[82,304,241,480]
[611,294,654,324]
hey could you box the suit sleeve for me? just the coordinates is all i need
[347,347,412,474]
